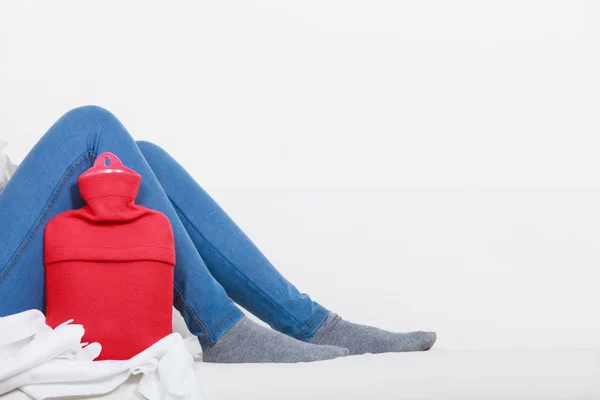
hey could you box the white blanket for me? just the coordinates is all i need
[0,310,205,400]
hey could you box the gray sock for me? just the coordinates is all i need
[203,316,349,363]
[308,313,437,355]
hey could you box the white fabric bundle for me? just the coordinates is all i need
[0,140,17,192]
[0,310,205,400]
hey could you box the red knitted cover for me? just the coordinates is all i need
[44,162,175,360]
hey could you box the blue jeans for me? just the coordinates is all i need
[0,106,328,348]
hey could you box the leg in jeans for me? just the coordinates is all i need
[1,106,436,358]
[137,141,328,341]
[138,141,438,356]
[0,106,241,347]
[0,105,347,363]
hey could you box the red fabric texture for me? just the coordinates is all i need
[44,169,175,360]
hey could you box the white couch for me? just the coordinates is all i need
[2,349,599,400]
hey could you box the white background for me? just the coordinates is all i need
[1,1,599,350]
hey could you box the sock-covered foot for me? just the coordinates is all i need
[308,313,436,355]
[203,316,349,363]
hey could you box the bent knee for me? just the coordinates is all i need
[43,105,130,156]
[137,140,168,160]
[59,105,119,125]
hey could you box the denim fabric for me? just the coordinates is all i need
[0,106,328,347]
[137,141,329,341]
